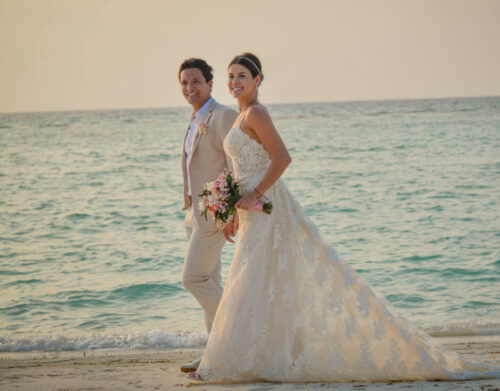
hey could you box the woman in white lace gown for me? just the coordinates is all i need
[190,53,499,383]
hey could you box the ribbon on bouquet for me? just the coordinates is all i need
[253,194,272,213]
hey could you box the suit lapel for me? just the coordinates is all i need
[181,122,190,170]
[189,99,217,167]
[181,122,191,201]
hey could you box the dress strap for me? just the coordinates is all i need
[238,104,267,129]
[235,108,250,129]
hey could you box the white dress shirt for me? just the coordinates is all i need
[185,97,213,196]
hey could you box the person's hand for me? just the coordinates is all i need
[232,210,239,234]
[223,218,237,243]
[235,190,258,211]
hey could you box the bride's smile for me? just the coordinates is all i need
[228,63,260,100]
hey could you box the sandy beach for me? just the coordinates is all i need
[1,336,499,391]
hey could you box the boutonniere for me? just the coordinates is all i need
[197,123,208,136]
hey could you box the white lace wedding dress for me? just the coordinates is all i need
[196,126,499,383]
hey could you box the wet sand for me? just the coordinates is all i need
[1,336,499,390]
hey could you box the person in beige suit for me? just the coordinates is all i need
[178,58,238,373]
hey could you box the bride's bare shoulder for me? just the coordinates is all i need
[246,104,271,125]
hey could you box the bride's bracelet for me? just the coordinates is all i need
[253,188,264,198]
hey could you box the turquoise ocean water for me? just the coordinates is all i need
[0,97,499,352]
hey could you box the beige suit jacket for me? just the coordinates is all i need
[181,99,238,231]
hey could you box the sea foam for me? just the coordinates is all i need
[2,321,499,352]
[0,330,207,352]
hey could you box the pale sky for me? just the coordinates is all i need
[1,0,499,113]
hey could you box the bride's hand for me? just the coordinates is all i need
[232,210,239,233]
[235,190,258,211]
[223,211,240,243]
[223,211,239,243]
[223,220,236,243]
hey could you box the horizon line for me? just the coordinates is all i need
[1,93,499,115]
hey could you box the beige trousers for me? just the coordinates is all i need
[182,208,225,334]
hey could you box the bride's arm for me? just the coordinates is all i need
[235,106,292,210]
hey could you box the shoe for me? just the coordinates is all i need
[180,357,201,373]
[187,371,205,381]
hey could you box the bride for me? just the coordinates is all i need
[189,52,499,383]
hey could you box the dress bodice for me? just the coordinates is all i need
[223,127,271,192]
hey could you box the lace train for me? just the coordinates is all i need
[196,127,499,383]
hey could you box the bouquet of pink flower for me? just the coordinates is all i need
[199,170,272,229]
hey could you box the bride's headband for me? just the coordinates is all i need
[235,56,262,77]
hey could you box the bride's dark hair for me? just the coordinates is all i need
[228,52,264,84]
